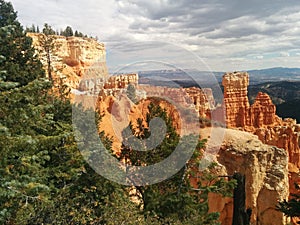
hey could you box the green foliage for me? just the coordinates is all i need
[42,23,55,35]
[61,26,73,37]
[0,0,44,86]
[0,0,18,27]
[118,102,235,224]
[0,2,139,224]
[277,184,300,223]
[0,2,236,224]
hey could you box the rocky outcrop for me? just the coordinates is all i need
[200,128,289,225]
[104,74,138,89]
[222,73,281,129]
[139,85,214,119]
[255,119,300,168]
[185,87,215,118]
[222,72,251,127]
[28,33,141,99]
[27,32,108,90]
[96,95,183,152]
[250,92,280,127]
[78,73,139,96]
[222,72,300,168]
[222,72,300,219]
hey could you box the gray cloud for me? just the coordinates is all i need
[9,0,300,71]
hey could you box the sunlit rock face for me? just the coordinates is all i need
[222,71,251,127]
[200,128,289,225]
[222,72,300,224]
[27,32,108,90]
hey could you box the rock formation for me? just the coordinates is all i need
[222,72,251,127]
[250,92,282,128]
[222,72,300,166]
[27,32,108,90]
[28,33,140,99]
[104,74,138,89]
[222,72,281,129]
[222,72,300,221]
[200,128,289,225]
[79,73,139,96]
[139,85,214,119]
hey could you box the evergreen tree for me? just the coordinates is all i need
[38,23,57,81]
[42,23,55,35]
[0,0,44,86]
[277,185,300,223]
[118,102,236,224]
[63,26,73,37]
[0,2,141,224]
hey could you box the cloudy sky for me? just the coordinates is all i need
[10,0,300,72]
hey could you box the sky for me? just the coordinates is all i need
[9,0,300,72]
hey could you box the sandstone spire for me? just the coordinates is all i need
[222,71,250,127]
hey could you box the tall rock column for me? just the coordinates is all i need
[250,92,279,127]
[222,72,250,128]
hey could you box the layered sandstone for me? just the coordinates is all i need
[250,92,281,127]
[96,96,183,152]
[139,85,214,119]
[104,74,138,89]
[222,72,251,127]
[255,119,300,168]
[79,73,139,96]
[222,73,300,168]
[200,128,289,225]
[27,32,108,90]
[222,72,300,219]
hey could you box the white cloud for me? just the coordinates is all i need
[254,55,264,59]
[9,0,300,71]
[280,52,290,57]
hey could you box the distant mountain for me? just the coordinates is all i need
[247,67,300,84]
[138,67,300,86]
[248,81,300,104]
[138,67,300,122]
[248,80,300,122]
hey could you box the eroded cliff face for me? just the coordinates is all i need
[222,72,300,216]
[139,85,214,119]
[27,32,108,90]
[223,73,300,166]
[200,128,289,225]
[223,72,251,127]
[250,92,282,127]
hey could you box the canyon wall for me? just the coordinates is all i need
[209,128,289,225]
[139,85,214,119]
[28,33,140,98]
[27,32,108,90]
[222,72,300,168]
[222,72,300,223]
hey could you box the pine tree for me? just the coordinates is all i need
[0,4,144,224]
[38,23,57,81]
[118,102,235,224]
[277,185,300,223]
[0,0,44,86]
[42,23,55,35]
[63,26,73,37]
